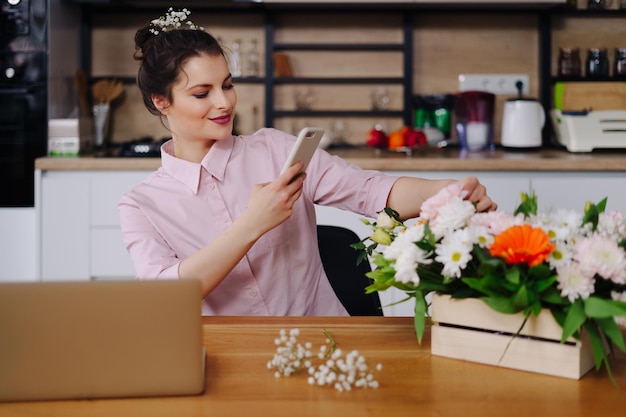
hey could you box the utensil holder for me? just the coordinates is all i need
[93,103,110,150]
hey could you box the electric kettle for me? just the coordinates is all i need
[501,97,545,149]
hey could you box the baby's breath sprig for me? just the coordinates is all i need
[266,328,313,378]
[308,348,382,392]
[267,328,382,392]
[149,7,204,36]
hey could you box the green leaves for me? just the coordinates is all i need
[561,299,586,342]
[584,296,626,319]
[582,197,608,232]
[514,191,538,218]
[414,291,427,344]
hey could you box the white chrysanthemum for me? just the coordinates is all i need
[611,291,626,328]
[392,244,431,285]
[382,223,424,260]
[598,211,626,241]
[574,235,626,284]
[532,209,582,242]
[429,197,475,239]
[466,224,493,249]
[547,240,575,269]
[435,229,473,279]
[556,263,596,302]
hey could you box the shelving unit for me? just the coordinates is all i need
[263,12,412,128]
[64,1,625,146]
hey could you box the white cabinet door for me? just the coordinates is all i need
[39,171,90,281]
[91,228,136,279]
[39,170,151,281]
[89,171,149,278]
[530,172,626,213]
[91,171,149,226]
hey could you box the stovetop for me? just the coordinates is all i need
[104,137,170,158]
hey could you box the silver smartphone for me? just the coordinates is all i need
[280,127,324,176]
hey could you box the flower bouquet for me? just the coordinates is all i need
[354,184,626,378]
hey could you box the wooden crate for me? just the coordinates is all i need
[430,294,596,379]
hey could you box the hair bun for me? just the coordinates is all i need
[133,26,154,61]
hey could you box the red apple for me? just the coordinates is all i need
[366,127,388,148]
[404,128,427,148]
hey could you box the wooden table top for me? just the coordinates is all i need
[1,316,625,417]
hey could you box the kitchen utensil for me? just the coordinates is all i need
[91,79,124,104]
[501,98,545,149]
[93,103,110,150]
[454,90,495,152]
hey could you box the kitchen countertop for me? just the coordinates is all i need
[34,147,626,172]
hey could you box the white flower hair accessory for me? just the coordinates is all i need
[149,8,203,35]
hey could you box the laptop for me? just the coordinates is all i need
[0,279,205,402]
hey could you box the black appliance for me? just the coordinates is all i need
[115,136,169,158]
[1,0,47,207]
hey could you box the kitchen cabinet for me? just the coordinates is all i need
[36,170,147,281]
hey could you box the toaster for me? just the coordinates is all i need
[551,109,626,152]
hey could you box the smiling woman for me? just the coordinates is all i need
[118,8,496,317]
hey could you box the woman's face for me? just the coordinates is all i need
[157,53,237,144]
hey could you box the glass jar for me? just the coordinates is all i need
[587,0,609,9]
[558,47,581,77]
[615,47,626,77]
[245,38,260,77]
[586,48,609,78]
[229,39,242,78]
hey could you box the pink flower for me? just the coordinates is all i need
[469,211,521,236]
[574,235,626,284]
[420,183,467,222]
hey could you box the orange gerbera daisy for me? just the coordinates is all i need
[489,224,555,267]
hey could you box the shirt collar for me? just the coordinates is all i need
[160,137,234,194]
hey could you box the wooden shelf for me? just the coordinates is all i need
[273,110,404,117]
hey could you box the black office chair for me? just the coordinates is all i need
[316,225,383,316]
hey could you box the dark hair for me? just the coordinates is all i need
[133,27,226,115]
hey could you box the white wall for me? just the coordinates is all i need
[0,209,37,281]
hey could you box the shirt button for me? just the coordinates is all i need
[221,216,228,223]
[208,183,215,190]
[250,290,258,297]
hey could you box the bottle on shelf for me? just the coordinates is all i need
[587,0,608,9]
[558,47,582,78]
[615,47,626,77]
[245,38,260,77]
[586,47,609,78]
[230,39,242,78]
